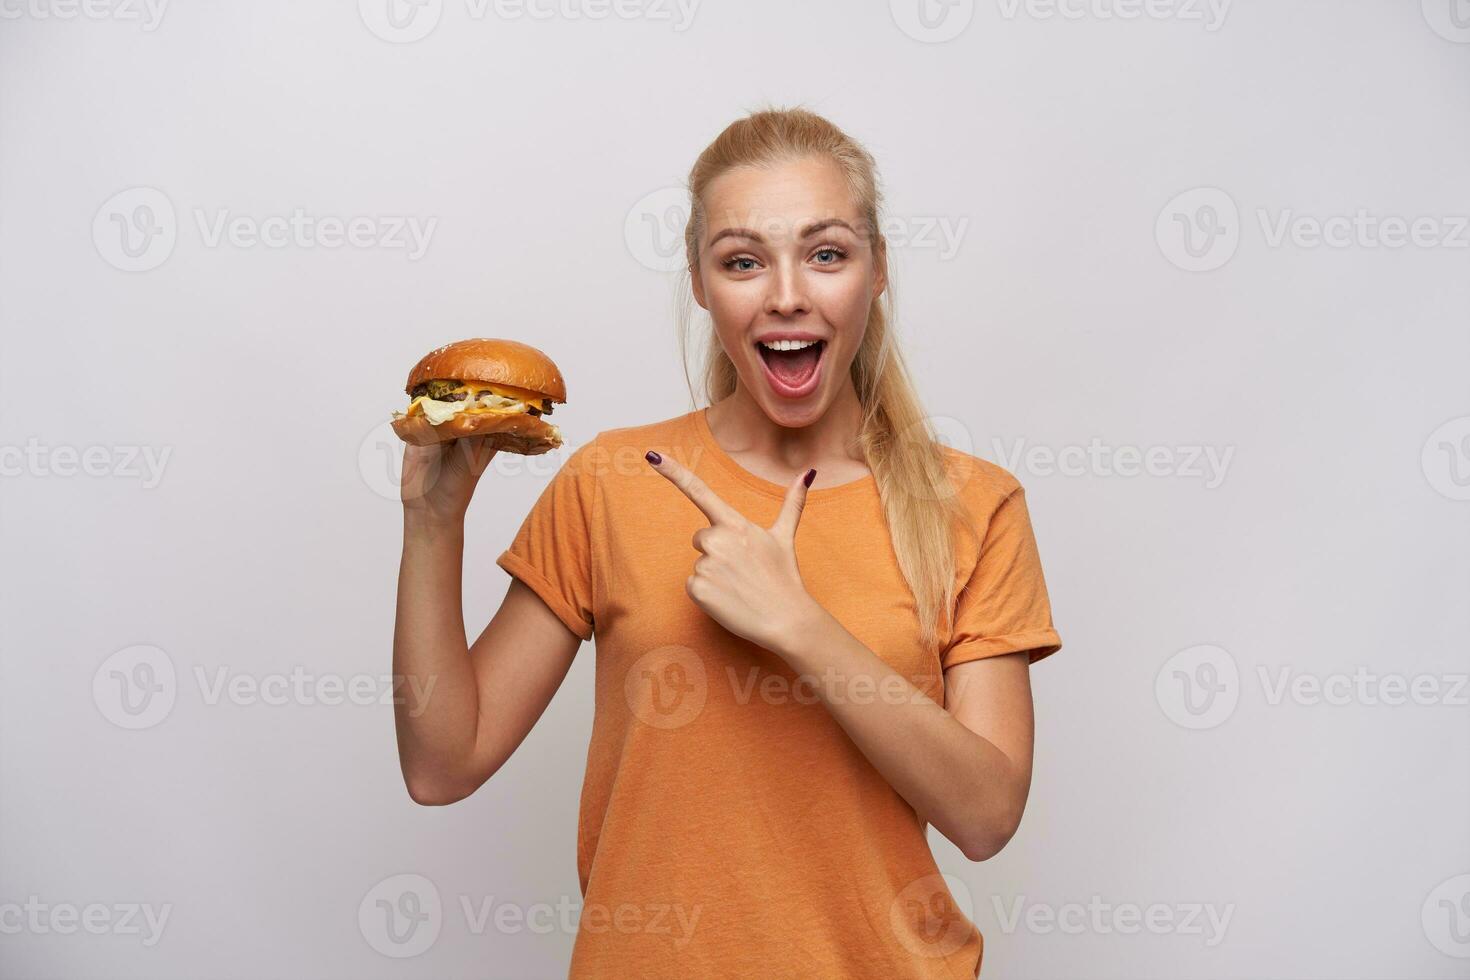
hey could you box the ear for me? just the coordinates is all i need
[690,262,708,310]
[871,238,889,301]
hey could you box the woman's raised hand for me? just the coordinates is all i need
[645,450,822,657]
[401,437,499,527]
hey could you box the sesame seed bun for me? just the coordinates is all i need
[403,338,567,403]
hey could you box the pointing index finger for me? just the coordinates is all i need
[645,450,742,526]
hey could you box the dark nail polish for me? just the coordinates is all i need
[803,468,816,487]
[646,450,662,466]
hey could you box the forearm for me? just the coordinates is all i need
[775,604,1028,860]
[392,515,481,799]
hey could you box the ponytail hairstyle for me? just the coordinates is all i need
[675,105,977,657]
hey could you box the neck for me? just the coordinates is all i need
[706,378,867,471]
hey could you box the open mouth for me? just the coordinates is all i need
[755,338,826,397]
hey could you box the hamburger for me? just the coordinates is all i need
[390,338,565,454]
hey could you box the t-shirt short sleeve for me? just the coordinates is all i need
[495,437,599,642]
[942,484,1062,671]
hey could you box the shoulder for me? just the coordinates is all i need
[938,443,1026,517]
[936,445,1040,560]
[589,412,693,451]
[558,411,694,482]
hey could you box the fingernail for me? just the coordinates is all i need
[803,468,816,487]
[645,450,662,466]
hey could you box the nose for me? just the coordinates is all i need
[764,260,809,319]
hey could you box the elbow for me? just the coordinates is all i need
[957,768,1031,862]
[407,786,458,807]
[400,749,500,806]
[958,808,1025,863]
[403,771,472,807]
[960,828,1014,863]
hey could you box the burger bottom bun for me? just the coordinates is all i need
[391,411,562,454]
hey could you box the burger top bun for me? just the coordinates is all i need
[405,338,567,403]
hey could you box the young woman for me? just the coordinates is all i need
[393,106,1063,978]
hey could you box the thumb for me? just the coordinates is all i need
[770,467,815,542]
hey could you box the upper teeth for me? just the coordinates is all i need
[760,339,820,351]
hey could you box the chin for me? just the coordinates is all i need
[748,385,829,428]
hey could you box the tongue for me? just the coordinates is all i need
[765,345,821,386]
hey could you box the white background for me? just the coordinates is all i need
[2,1,1468,977]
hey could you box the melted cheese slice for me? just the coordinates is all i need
[392,379,553,425]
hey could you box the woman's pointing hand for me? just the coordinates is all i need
[646,450,822,657]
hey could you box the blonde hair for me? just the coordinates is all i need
[675,104,976,656]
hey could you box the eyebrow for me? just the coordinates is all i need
[706,217,856,249]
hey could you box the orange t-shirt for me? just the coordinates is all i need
[496,407,1062,979]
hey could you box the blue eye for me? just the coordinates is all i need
[723,256,758,272]
[813,246,847,265]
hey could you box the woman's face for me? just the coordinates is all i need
[691,155,887,427]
